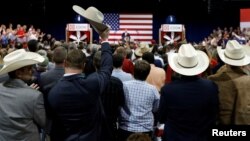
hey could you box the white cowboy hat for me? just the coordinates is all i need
[168,43,209,76]
[217,40,250,66]
[134,43,153,57]
[72,5,108,34]
[0,49,44,75]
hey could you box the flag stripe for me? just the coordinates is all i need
[119,28,152,31]
[240,9,250,30]
[108,41,152,44]
[120,14,153,18]
[109,36,153,39]
[120,20,153,23]
[120,18,153,21]
[240,9,250,22]
[240,22,250,28]
[110,34,152,36]
[110,30,152,34]
[120,23,152,25]
[109,39,152,41]
[103,13,153,43]
[120,25,152,29]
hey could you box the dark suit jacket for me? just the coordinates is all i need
[121,32,130,43]
[159,76,219,141]
[39,65,65,134]
[48,42,113,141]
[39,66,65,95]
[101,76,124,141]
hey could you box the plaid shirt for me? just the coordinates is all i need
[119,80,160,132]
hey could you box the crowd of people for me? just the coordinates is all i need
[1,6,250,141]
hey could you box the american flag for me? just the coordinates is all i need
[103,13,153,44]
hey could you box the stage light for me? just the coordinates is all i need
[77,15,81,22]
[166,15,176,24]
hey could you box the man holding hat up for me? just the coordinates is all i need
[47,5,113,141]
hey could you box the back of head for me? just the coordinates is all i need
[53,46,67,64]
[68,42,77,51]
[37,49,47,57]
[115,46,126,57]
[78,42,84,50]
[37,56,49,70]
[125,48,133,59]
[15,42,23,49]
[142,52,155,64]
[53,41,62,49]
[134,60,150,81]
[126,133,152,141]
[27,39,38,52]
[113,53,124,68]
[87,44,100,55]
[93,51,102,70]
[65,48,86,70]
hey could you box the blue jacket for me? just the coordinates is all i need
[159,76,219,141]
[48,42,113,141]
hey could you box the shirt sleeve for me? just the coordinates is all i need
[152,87,160,113]
[97,42,113,94]
[158,87,167,123]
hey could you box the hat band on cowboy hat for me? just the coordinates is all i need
[0,49,44,75]
[168,43,209,76]
[224,52,245,60]
[177,53,198,68]
[217,40,250,66]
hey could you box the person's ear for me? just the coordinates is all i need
[15,69,27,80]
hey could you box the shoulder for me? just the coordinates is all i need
[110,76,123,85]
[40,70,53,78]
[124,71,133,77]
[155,67,166,74]
[199,78,218,87]
[234,75,250,85]
[161,82,175,93]
[20,87,43,100]
[145,82,159,92]
[208,70,229,81]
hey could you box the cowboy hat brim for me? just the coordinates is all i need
[0,52,44,75]
[217,46,250,66]
[72,5,108,33]
[168,50,209,76]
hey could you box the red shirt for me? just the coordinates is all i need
[16,28,25,38]
[122,59,134,75]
